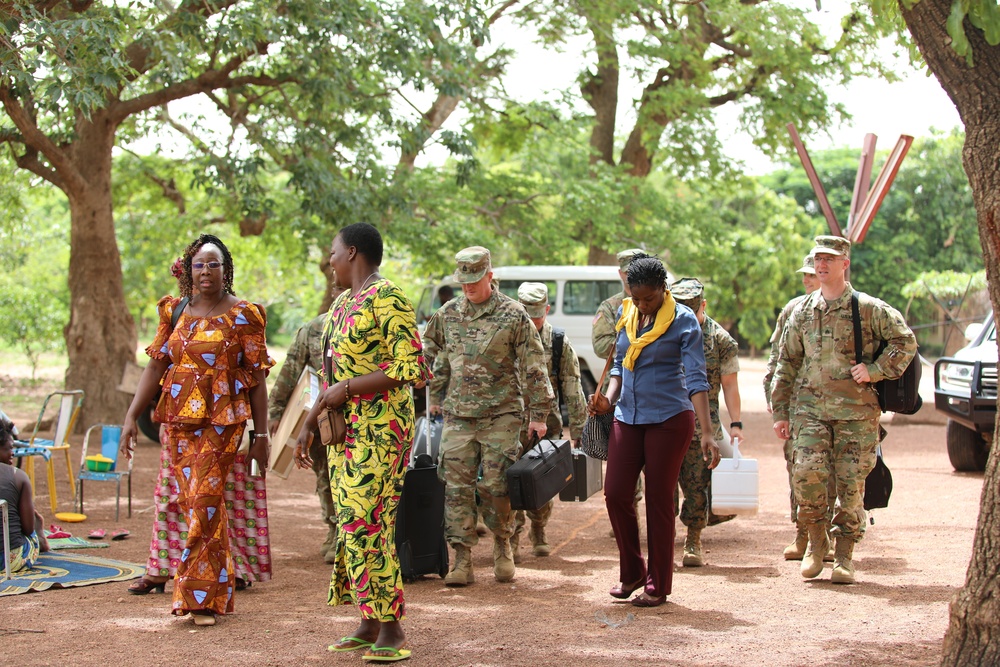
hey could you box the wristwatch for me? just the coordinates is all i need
[730,421,743,429]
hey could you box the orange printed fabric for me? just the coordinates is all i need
[165,422,243,616]
[146,297,274,426]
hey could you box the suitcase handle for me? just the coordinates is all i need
[522,433,546,460]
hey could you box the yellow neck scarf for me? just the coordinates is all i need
[615,292,676,371]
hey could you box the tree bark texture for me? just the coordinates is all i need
[63,113,137,428]
[900,2,1000,665]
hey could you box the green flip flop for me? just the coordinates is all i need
[362,646,412,662]
[328,637,374,652]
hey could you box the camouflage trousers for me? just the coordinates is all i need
[514,501,553,535]
[674,438,734,530]
[791,416,878,542]
[783,436,835,526]
[439,412,522,548]
[311,440,336,531]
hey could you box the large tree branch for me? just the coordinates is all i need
[0,85,83,192]
[122,0,241,79]
[111,50,290,123]
[10,146,64,188]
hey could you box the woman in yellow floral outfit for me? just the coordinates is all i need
[297,223,429,662]
[121,234,272,627]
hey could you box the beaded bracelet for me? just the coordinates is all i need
[345,378,351,400]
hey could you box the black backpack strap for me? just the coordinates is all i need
[170,297,189,332]
[851,291,863,366]
[551,327,565,423]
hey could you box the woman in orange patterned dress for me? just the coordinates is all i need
[121,234,273,626]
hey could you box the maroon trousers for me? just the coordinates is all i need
[604,411,695,598]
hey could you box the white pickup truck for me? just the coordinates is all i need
[934,312,996,471]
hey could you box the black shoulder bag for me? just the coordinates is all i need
[851,292,893,511]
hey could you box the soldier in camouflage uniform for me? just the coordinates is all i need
[763,254,835,561]
[269,313,337,562]
[592,249,644,536]
[423,247,555,586]
[670,278,743,568]
[772,236,916,584]
[511,282,588,562]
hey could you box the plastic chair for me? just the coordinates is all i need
[76,424,132,521]
[1,498,11,582]
[14,390,84,515]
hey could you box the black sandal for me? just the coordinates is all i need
[128,578,167,595]
[235,578,251,591]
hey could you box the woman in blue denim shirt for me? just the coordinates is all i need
[588,255,719,607]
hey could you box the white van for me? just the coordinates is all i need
[415,265,627,395]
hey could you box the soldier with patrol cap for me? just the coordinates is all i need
[512,281,588,561]
[772,235,916,584]
[670,278,743,567]
[763,253,835,561]
[423,247,555,586]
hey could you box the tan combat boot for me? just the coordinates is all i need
[783,526,808,560]
[510,528,522,564]
[493,535,515,582]
[824,530,836,563]
[831,538,856,584]
[800,525,830,579]
[682,528,704,567]
[530,522,551,557]
[444,544,474,587]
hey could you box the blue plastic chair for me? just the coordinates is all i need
[13,390,84,514]
[76,424,132,521]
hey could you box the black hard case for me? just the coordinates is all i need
[507,439,574,511]
[395,456,449,581]
[558,448,604,502]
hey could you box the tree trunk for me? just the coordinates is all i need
[63,114,137,428]
[899,2,1000,664]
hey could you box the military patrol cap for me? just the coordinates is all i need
[517,282,549,318]
[796,254,816,275]
[616,248,644,271]
[453,246,492,284]
[670,277,705,303]
[811,235,851,258]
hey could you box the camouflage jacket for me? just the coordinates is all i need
[693,316,740,442]
[268,314,326,422]
[592,290,625,360]
[528,321,588,440]
[423,286,554,422]
[763,293,809,410]
[771,284,917,423]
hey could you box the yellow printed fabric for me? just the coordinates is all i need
[615,293,677,371]
[322,278,431,621]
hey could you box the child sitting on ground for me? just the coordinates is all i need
[1,414,49,572]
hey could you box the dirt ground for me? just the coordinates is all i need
[0,360,984,667]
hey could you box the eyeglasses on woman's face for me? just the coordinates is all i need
[192,261,223,270]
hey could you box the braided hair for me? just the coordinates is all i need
[626,253,668,291]
[178,234,235,298]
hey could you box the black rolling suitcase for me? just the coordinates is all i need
[559,448,604,501]
[507,439,574,511]
[395,454,449,581]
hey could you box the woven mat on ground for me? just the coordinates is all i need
[0,552,143,596]
[45,535,110,550]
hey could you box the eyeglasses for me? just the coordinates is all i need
[192,261,223,270]
[811,255,844,264]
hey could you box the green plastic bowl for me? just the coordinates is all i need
[85,455,113,472]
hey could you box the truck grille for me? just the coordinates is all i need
[982,365,998,398]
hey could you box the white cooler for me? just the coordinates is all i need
[711,438,759,516]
